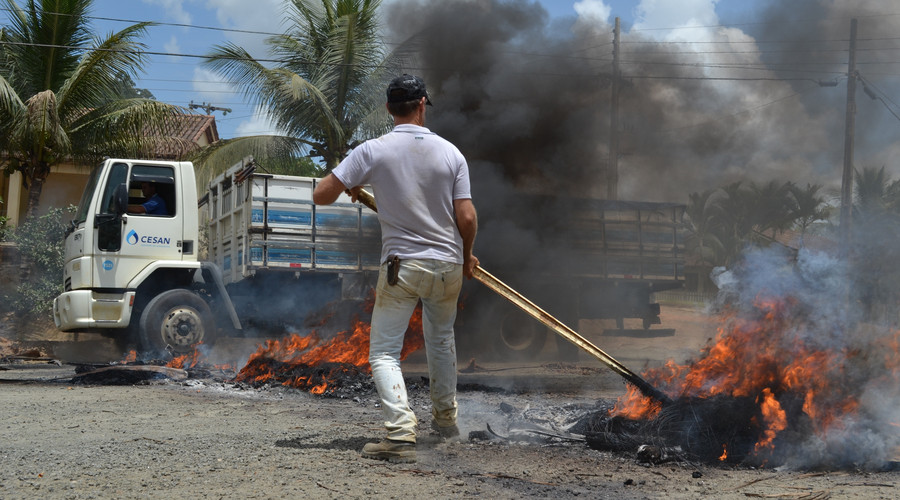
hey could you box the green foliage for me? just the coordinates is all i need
[196,0,410,178]
[5,206,75,317]
[685,179,833,267]
[0,196,8,241]
[258,156,325,177]
[0,0,189,219]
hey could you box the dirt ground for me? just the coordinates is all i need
[2,306,899,499]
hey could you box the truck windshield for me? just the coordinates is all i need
[73,165,102,226]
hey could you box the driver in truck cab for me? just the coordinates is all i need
[127,182,168,215]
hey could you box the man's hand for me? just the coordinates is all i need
[345,186,362,203]
[463,254,480,280]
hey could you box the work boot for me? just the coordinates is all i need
[361,439,416,463]
[431,420,460,440]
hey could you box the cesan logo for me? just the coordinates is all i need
[126,229,171,246]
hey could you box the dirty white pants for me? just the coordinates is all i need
[369,258,462,443]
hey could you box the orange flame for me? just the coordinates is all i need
[235,301,425,394]
[612,295,900,461]
[166,345,202,369]
[754,388,787,453]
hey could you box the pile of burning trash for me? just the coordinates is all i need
[580,248,900,470]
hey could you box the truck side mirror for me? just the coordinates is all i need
[112,183,128,216]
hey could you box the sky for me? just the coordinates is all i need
[70,0,757,141]
[76,0,635,140]
[5,0,900,202]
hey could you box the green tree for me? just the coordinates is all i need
[0,0,189,219]
[199,0,405,182]
[849,166,900,321]
[853,166,893,218]
[748,179,796,238]
[684,189,724,267]
[787,182,830,239]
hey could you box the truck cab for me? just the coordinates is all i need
[53,158,234,357]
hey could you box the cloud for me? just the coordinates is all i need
[191,67,234,101]
[633,0,720,34]
[573,0,612,23]
[163,35,181,59]
[204,0,285,58]
[234,112,280,137]
[142,0,193,25]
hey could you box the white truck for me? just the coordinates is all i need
[53,156,686,361]
[53,157,379,357]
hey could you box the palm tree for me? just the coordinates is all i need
[200,0,404,182]
[0,0,189,219]
[787,183,830,240]
[853,166,892,218]
[684,189,725,267]
[748,180,795,239]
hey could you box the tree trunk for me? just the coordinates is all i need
[25,175,46,220]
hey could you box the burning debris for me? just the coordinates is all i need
[583,248,900,470]
[72,364,188,384]
[234,302,425,397]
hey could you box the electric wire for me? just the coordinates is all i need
[6,5,900,137]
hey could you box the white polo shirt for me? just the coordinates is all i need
[332,124,471,265]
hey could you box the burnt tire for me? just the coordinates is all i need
[492,305,547,360]
[139,289,215,357]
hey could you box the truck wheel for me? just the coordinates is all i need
[139,289,215,356]
[493,306,547,360]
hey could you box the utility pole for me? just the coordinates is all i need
[607,17,621,200]
[189,100,232,116]
[840,18,858,253]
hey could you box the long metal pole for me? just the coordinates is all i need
[355,189,671,406]
[607,17,621,201]
[840,18,858,254]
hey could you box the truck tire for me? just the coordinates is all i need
[492,305,547,360]
[139,289,215,356]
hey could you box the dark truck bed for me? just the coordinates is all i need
[456,196,686,359]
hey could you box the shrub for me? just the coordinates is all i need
[5,206,75,317]
[0,197,8,242]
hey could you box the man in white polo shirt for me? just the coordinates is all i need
[313,74,479,463]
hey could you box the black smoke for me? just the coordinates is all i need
[384,0,900,203]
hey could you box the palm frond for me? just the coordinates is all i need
[67,98,189,161]
[57,22,156,114]
[2,0,93,95]
[190,134,312,188]
[22,89,70,166]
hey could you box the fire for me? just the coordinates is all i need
[611,294,900,464]
[235,301,425,394]
[166,345,202,369]
[754,388,786,453]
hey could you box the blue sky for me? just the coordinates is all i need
[75,0,748,140]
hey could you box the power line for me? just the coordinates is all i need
[857,73,900,124]
[0,6,284,38]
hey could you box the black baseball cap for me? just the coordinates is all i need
[386,74,432,105]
